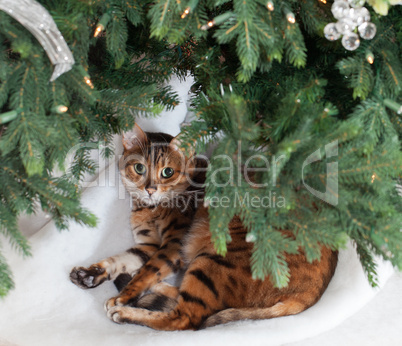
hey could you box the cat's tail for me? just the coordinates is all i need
[200,299,307,329]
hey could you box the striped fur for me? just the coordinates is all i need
[71,125,338,330]
[106,209,338,330]
[70,125,204,306]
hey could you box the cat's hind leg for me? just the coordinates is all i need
[107,273,217,330]
[107,298,307,330]
[106,260,219,330]
[105,243,183,308]
[134,282,180,311]
[149,281,180,299]
[107,305,200,330]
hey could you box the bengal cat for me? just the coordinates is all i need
[70,124,205,305]
[70,124,338,330]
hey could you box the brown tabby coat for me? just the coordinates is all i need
[70,125,202,302]
[70,124,338,330]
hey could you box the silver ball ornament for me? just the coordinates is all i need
[342,31,360,51]
[348,0,365,8]
[358,22,377,40]
[324,23,341,41]
[332,1,350,20]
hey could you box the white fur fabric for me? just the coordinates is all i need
[0,76,395,345]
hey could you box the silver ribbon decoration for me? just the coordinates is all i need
[0,0,75,81]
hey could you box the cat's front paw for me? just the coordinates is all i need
[107,306,150,325]
[70,265,107,289]
[107,306,127,324]
[104,296,125,311]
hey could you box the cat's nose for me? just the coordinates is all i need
[146,186,157,196]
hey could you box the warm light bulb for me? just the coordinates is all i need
[181,7,190,19]
[201,12,233,30]
[94,24,104,37]
[84,76,94,89]
[371,173,376,183]
[366,51,375,64]
[319,0,327,4]
[201,20,215,30]
[267,1,274,11]
[52,105,68,114]
[287,13,296,24]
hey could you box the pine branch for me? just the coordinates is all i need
[0,251,14,298]
[355,241,378,287]
[336,57,374,100]
[106,7,128,69]
[251,225,298,288]
[124,0,144,26]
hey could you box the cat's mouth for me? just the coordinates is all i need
[132,192,182,208]
[132,194,164,208]
[137,196,158,206]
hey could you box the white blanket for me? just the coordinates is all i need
[0,77,395,345]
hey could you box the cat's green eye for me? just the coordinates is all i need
[161,167,174,178]
[134,163,146,175]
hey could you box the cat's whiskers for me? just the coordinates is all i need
[182,189,204,194]
[133,137,149,160]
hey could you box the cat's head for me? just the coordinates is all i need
[120,124,201,207]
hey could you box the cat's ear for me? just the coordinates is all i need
[170,136,195,157]
[122,123,148,151]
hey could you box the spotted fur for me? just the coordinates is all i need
[106,208,337,330]
[70,125,338,330]
[70,124,205,306]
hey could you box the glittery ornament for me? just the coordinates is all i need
[336,18,357,34]
[342,31,360,50]
[325,0,377,51]
[358,22,377,40]
[324,23,341,41]
[332,1,350,19]
[0,0,75,81]
[347,0,365,8]
[349,7,370,26]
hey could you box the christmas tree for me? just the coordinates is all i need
[0,0,401,297]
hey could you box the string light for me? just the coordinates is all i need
[181,7,190,19]
[267,1,274,11]
[383,99,402,114]
[84,76,94,89]
[366,51,374,64]
[94,13,111,38]
[201,12,234,30]
[94,24,104,37]
[371,173,377,183]
[201,20,215,30]
[77,65,95,90]
[319,0,327,4]
[0,109,21,124]
[286,12,296,24]
[181,0,199,19]
[52,105,68,114]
